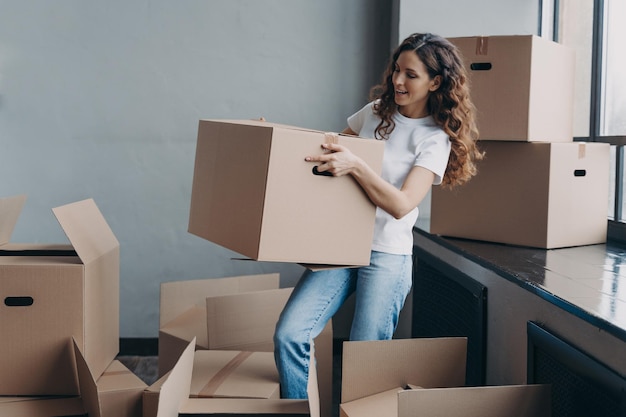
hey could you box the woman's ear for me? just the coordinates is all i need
[429,75,442,92]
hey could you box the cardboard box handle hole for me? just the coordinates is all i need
[4,296,34,307]
[470,62,492,71]
[574,169,587,177]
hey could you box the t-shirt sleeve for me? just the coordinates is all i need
[414,132,451,185]
[347,102,374,135]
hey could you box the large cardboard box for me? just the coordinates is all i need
[188,119,385,266]
[339,338,551,417]
[430,141,610,249]
[0,195,119,395]
[158,274,333,417]
[144,339,317,417]
[449,35,575,142]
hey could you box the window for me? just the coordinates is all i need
[546,0,626,243]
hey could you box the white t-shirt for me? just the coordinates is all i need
[347,101,451,255]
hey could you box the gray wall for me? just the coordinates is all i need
[0,0,392,338]
[0,0,542,340]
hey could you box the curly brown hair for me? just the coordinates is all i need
[369,33,483,188]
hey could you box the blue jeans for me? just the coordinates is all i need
[273,250,412,399]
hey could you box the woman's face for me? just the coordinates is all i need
[392,50,440,118]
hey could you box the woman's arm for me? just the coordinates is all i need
[305,141,435,219]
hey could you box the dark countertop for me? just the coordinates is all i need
[413,227,626,343]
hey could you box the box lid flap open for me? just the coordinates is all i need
[52,199,119,264]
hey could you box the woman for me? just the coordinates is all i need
[274,32,483,399]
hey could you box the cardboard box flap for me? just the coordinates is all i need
[205,287,293,350]
[397,384,551,417]
[155,338,197,417]
[160,273,279,327]
[0,194,27,247]
[341,338,467,403]
[73,338,103,417]
[339,387,406,417]
[52,199,119,264]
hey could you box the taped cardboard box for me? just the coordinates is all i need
[144,339,317,417]
[158,274,333,417]
[188,119,384,266]
[0,195,119,395]
[339,339,550,417]
[448,35,575,142]
[430,141,610,249]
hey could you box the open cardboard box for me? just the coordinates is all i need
[158,274,333,417]
[0,339,146,417]
[0,195,119,395]
[339,338,550,417]
[144,338,318,417]
[188,119,385,266]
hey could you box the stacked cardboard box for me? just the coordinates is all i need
[339,338,551,417]
[431,35,610,249]
[153,273,333,417]
[0,195,146,417]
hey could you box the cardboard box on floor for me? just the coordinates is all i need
[0,195,119,395]
[430,141,610,249]
[339,338,550,417]
[158,273,282,374]
[0,339,146,417]
[188,119,385,266]
[158,274,333,417]
[448,35,575,142]
[144,338,317,417]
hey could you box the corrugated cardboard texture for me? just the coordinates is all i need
[189,119,384,265]
[190,350,279,399]
[205,287,293,350]
[449,35,575,142]
[97,360,147,417]
[0,396,85,417]
[160,273,279,327]
[397,385,551,417]
[341,338,467,404]
[431,142,610,248]
[340,387,405,417]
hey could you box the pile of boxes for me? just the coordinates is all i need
[0,195,146,417]
[431,35,610,249]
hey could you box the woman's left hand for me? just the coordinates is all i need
[305,142,361,177]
